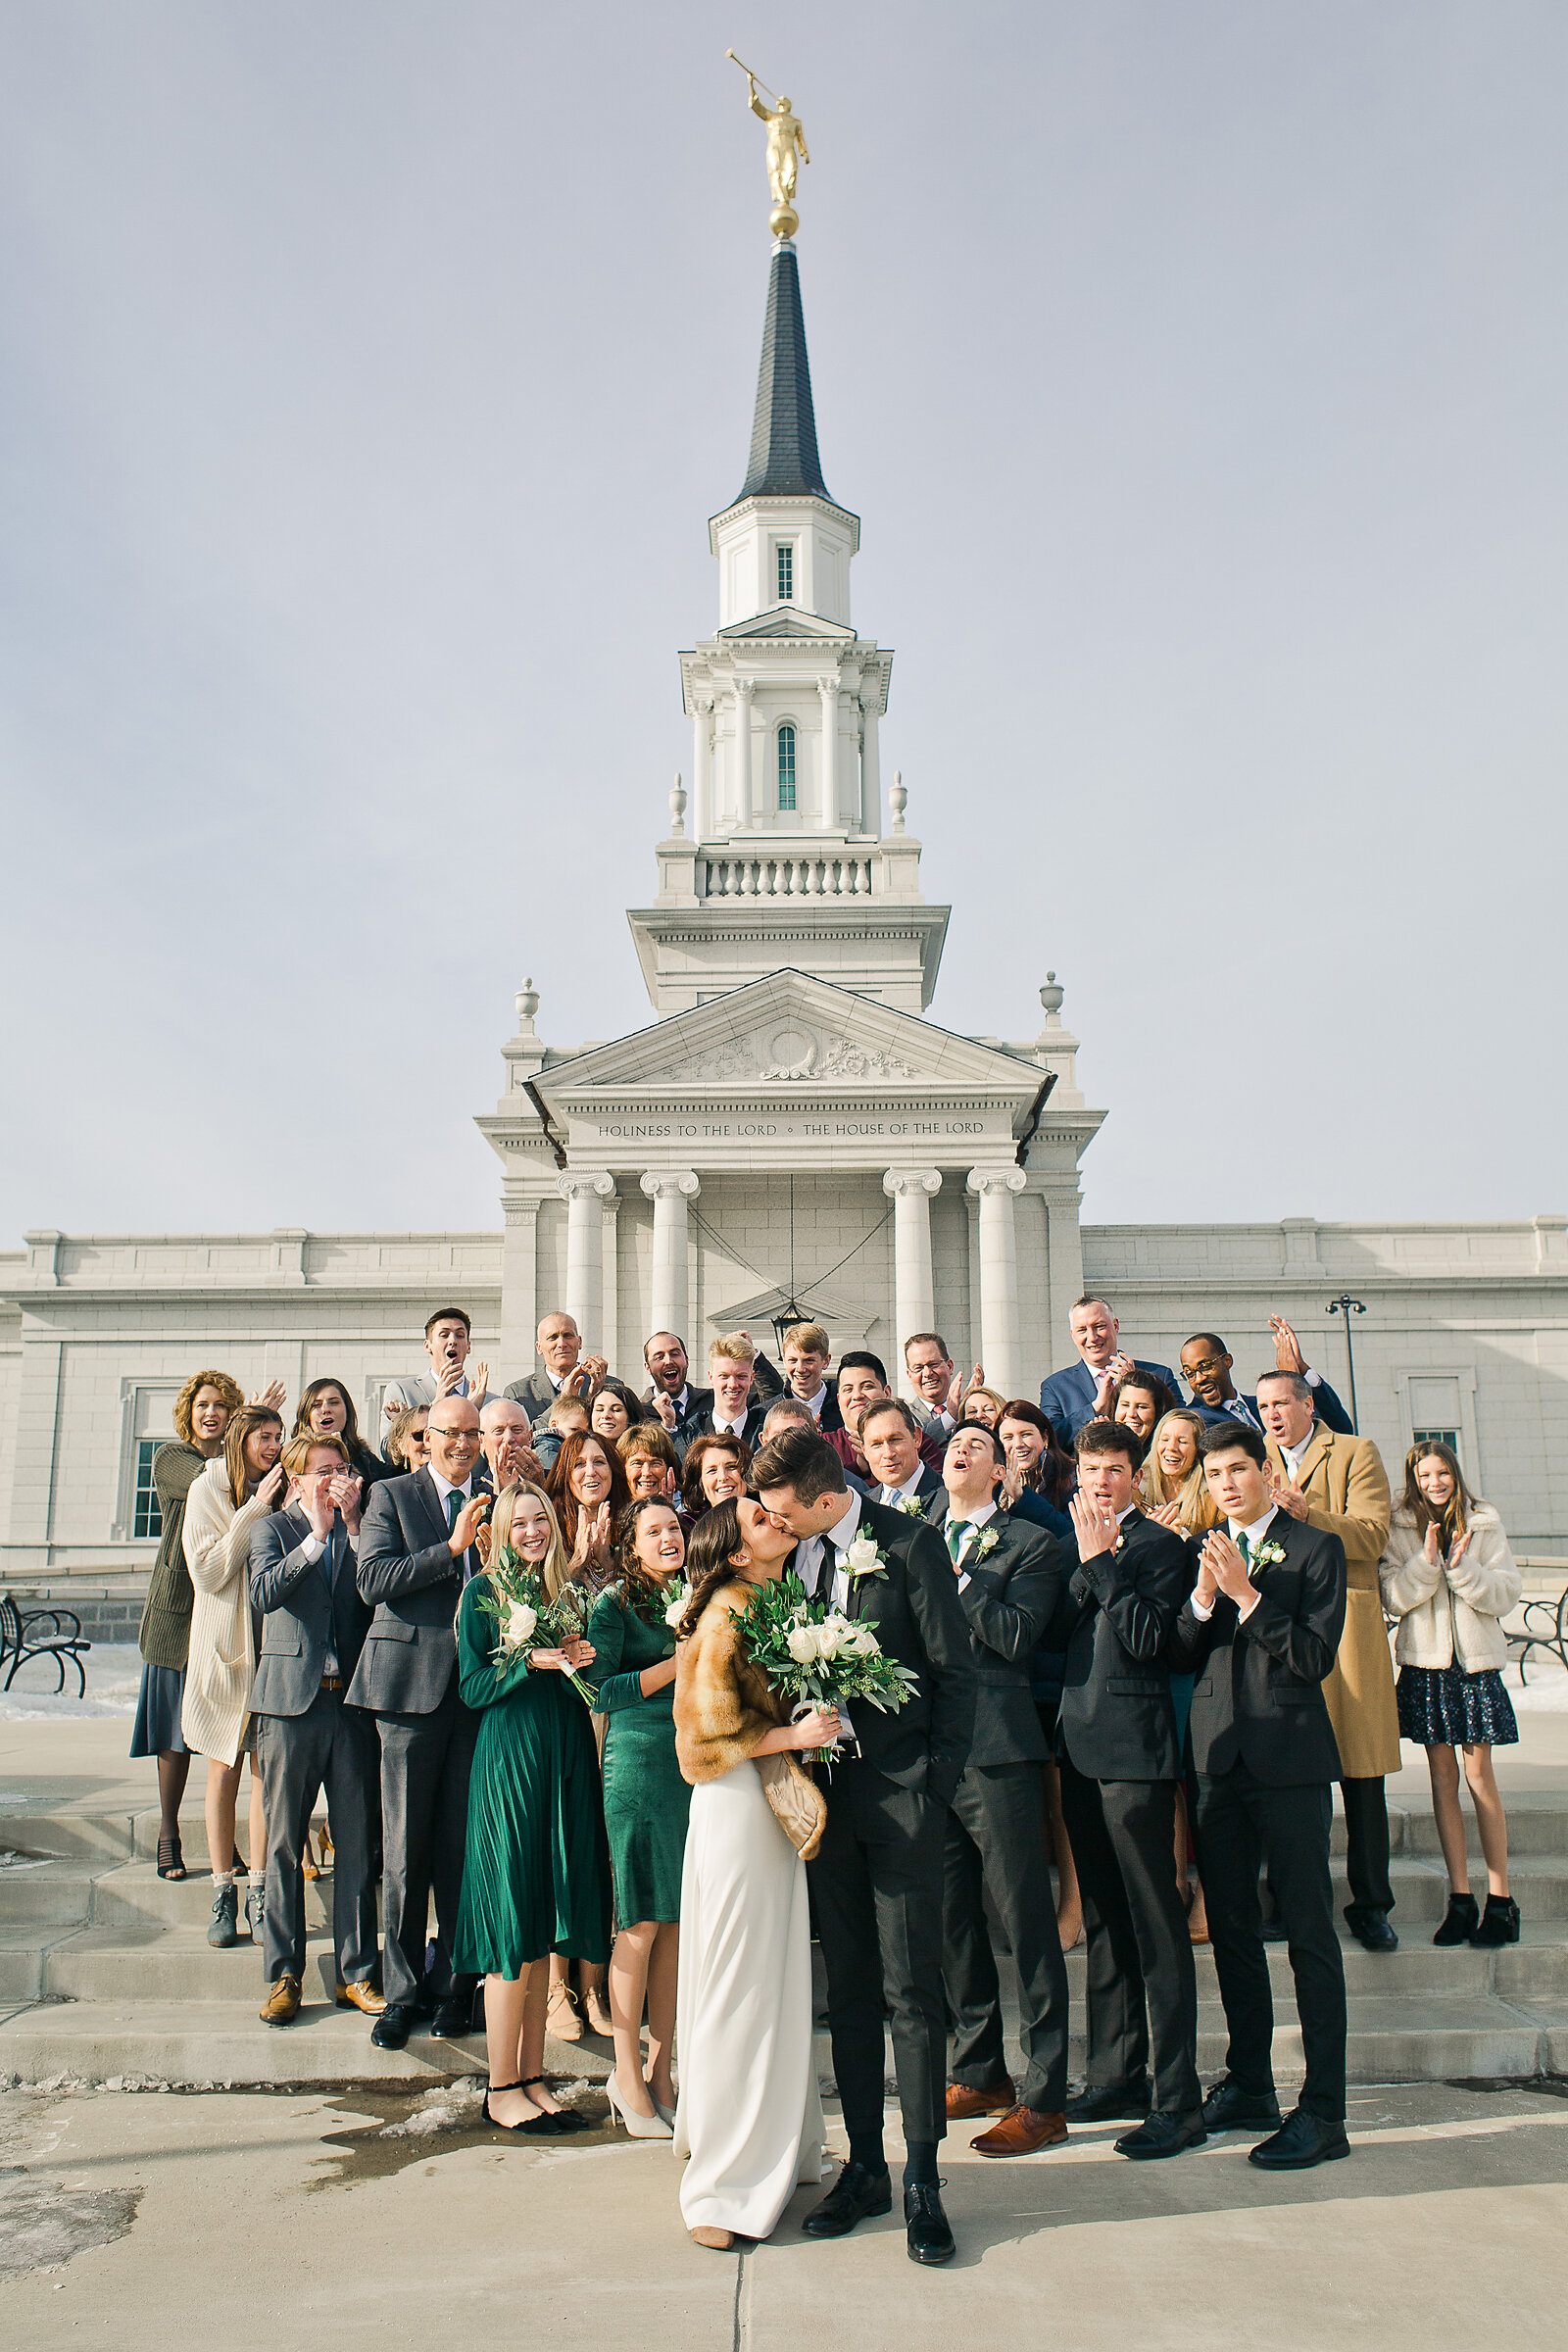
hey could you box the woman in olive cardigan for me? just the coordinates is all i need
[131,1369,244,1879]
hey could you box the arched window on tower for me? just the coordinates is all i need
[777,722,797,811]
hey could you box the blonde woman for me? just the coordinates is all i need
[1136,1408,1217,1942]
[182,1401,285,1947]
[453,1481,612,2133]
[1381,1442,1523,1946]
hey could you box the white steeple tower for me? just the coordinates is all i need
[628,241,948,1015]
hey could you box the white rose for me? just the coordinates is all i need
[786,1623,823,1665]
[845,1536,880,1573]
[663,1587,689,1630]
[505,1601,537,1645]
[817,1613,854,1660]
[843,1622,880,1657]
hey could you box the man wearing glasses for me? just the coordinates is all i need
[1180,1319,1352,1437]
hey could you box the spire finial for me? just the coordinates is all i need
[514,979,539,1035]
[728,51,808,240]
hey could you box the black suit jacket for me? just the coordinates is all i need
[1167,1515,1347,1787]
[948,1511,1064,1769]
[1048,1511,1189,1781]
[351,1468,476,1715]
[873,1463,949,1531]
[673,1400,768,1462]
[250,1502,372,1718]
[807,1494,976,1806]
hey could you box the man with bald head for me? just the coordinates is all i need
[504,1311,593,1426]
[478,1396,545,1494]
[354,1395,487,2049]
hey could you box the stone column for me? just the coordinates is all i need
[817,674,839,827]
[641,1171,700,1350]
[883,1169,942,1379]
[734,680,754,828]
[499,1198,539,1388]
[859,687,881,834]
[966,1168,1028,1399]
[558,1171,614,1353]
[692,698,713,841]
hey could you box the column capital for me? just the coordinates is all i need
[640,1170,701,1203]
[966,1166,1027,1199]
[816,673,840,699]
[557,1170,615,1204]
[882,1168,943,1200]
[735,676,755,703]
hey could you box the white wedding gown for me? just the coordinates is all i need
[674,1756,824,2238]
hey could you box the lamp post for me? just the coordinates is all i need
[1326,1295,1367,1432]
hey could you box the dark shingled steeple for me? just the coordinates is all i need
[737,244,832,503]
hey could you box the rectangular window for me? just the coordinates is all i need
[1412,1428,1460,1458]
[133,1438,163,1540]
[776,543,794,602]
[777,721,797,810]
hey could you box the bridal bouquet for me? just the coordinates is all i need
[742,1573,920,1763]
[473,1545,596,1704]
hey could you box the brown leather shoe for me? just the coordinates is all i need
[261,1974,301,2027]
[972,2105,1069,2158]
[947,2075,1016,2120]
[336,1980,387,2016]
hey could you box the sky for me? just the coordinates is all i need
[2,2,1564,1241]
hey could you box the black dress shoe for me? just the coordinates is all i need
[1201,2077,1282,2133]
[429,1995,473,2039]
[1346,1905,1398,1952]
[1114,2109,1207,2160]
[1249,2108,1350,2170]
[904,2182,955,2266]
[801,2160,893,2238]
[370,2000,416,2051]
[1065,2079,1152,2124]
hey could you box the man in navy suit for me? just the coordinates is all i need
[1039,1296,1180,1448]
[1179,1318,1353,1436]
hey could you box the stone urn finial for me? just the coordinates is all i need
[668,771,687,837]
[515,978,540,1034]
[1039,970,1064,1019]
[889,769,907,835]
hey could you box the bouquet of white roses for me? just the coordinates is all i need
[473,1545,597,1704]
[741,1572,920,1763]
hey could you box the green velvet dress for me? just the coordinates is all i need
[452,1579,612,1980]
[585,1587,691,1926]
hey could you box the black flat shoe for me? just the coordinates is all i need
[429,1996,473,2039]
[1065,2079,1152,2124]
[1201,2078,1281,2133]
[1115,2109,1207,2160]
[1471,1894,1520,1946]
[1249,2109,1350,2170]
[1345,1906,1398,1953]
[904,2182,955,2266]
[801,2161,893,2238]
[518,2075,588,2132]
[482,2083,571,2137]
[370,2001,416,2051]
[1433,1892,1481,1945]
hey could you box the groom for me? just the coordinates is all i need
[755,1426,977,2267]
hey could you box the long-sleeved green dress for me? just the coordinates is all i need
[584,1587,691,1925]
[452,1579,612,1981]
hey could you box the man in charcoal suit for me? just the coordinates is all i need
[1052,1418,1204,2158]
[250,1431,382,2027]
[860,1398,949,1531]
[1039,1295,1180,1447]
[1167,1419,1350,2169]
[755,1427,976,2268]
[937,1420,1071,2157]
[353,1395,489,2049]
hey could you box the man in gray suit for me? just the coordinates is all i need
[250,1432,382,2028]
[354,1395,489,2049]
[382,1305,492,1424]
[504,1309,602,1426]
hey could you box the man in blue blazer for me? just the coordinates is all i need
[1178,1318,1353,1437]
[1039,1297,1180,1447]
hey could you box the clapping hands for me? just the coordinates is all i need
[570,1500,613,1576]
[1068,1492,1120,1561]
[1200,1528,1255,1608]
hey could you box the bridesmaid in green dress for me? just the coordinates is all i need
[455,1480,612,2135]
[585,1497,691,2136]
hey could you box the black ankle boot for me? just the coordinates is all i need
[1471,1893,1520,1946]
[1432,1892,1480,1945]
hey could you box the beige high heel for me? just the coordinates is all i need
[605,2073,673,2139]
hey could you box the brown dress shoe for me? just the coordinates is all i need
[689,2227,734,2251]
[947,2075,1016,2120]
[261,1974,301,2027]
[336,1980,387,2016]
[972,2105,1069,2159]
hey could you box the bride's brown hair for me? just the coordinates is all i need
[675,1498,748,1642]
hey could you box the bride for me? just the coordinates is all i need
[672,1496,839,2251]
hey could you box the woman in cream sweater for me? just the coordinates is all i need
[182,1401,284,1949]
[1380,1441,1523,1946]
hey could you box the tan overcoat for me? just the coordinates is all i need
[1265,1424,1399,1778]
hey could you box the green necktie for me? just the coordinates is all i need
[1238,1530,1251,1568]
[446,1489,463,1536]
[947,1522,966,1567]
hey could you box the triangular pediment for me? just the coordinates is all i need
[536,970,1043,1104]
[716,606,856,642]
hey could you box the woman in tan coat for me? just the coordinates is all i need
[672,1497,836,2252]
[182,1402,284,1949]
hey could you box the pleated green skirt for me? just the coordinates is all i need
[453,1671,612,1979]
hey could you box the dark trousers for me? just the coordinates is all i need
[1341,1776,1393,1914]
[374,1683,478,2010]
[943,1761,1069,2112]
[1058,1756,1200,2115]
[255,1689,378,1987]
[808,1763,948,2148]
[1195,1763,1347,2122]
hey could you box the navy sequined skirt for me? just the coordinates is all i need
[1396,1664,1518,1748]
[129,1664,188,1757]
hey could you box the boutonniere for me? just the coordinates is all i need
[1251,1540,1287,1569]
[972,1526,1002,1562]
[844,1534,890,1581]
[894,1494,927,1518]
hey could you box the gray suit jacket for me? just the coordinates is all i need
[503,1371,561,1426]
[387,1370,491,1412]
[249,1502,372,1719]
[350,1468,470,1715]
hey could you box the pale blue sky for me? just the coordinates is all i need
[2,3,1563,1237]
